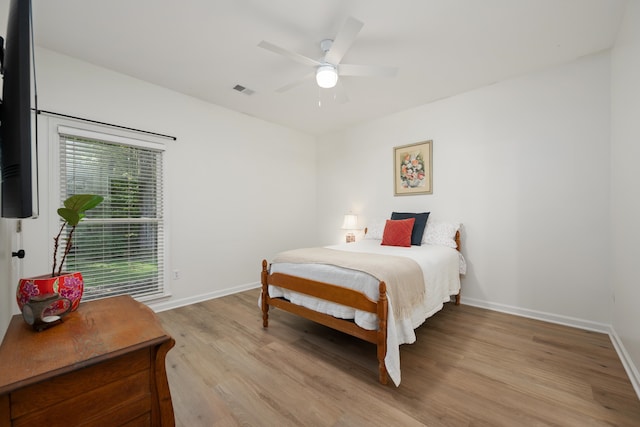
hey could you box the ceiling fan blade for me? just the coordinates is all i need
[339,63,398,78]
[276,72,315,93]
[258,40,321,68]
[324,16,363,65]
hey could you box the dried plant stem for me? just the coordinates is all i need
[57,225,77,277]
[51,222,67,277]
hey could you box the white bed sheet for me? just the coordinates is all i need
[267,240,463,386]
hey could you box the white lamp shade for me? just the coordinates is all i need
[316,65,338,88]
[341,214,358,230]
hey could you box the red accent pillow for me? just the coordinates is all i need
[381,218,415,247]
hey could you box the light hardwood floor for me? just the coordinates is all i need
[158,288,640,426]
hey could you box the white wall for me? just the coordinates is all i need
[611,0,640,389]
[0,219,13,335]
[0,47,318,329]
[317,52,612,328]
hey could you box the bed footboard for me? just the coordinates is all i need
[261,260,389,385]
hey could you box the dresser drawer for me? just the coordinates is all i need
[10,349,151,426]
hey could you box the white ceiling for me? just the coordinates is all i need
[11,0,630,135]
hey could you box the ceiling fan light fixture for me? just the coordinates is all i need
[316,64,338,88]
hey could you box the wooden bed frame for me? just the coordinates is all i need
[261,230,461,385]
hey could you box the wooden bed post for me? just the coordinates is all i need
[377,282,388,385]
[261,260,270,328]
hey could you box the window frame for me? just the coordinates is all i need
[48,117,171,303]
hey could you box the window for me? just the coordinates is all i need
[57,125,167,301]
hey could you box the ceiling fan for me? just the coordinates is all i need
[258,16,398,96]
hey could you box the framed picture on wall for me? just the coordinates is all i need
[394,140,433,196]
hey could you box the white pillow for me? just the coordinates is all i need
[423,220,460,248]
[364,219,385,240]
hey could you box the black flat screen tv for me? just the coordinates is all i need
[0,0,36,218]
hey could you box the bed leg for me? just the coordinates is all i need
[377,282,388,385]
[455,292,460,306]
[261,260,270,328]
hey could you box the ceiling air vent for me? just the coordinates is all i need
[233,84,255,96]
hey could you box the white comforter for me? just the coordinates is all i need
[267,239,464,386]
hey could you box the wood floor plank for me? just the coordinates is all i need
[158,288,640,426]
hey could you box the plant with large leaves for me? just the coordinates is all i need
[52,194,104,277]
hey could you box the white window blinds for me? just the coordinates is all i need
[58,126,166,301]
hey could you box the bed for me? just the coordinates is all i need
[260,217,465,386]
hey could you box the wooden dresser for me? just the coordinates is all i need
[0,295,175,426]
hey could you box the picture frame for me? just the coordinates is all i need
[394,140,432,196]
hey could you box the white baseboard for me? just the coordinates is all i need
[462,297,610,333]
[146,281,261,313]
[463,296,640,400]
[608,327,640,400]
